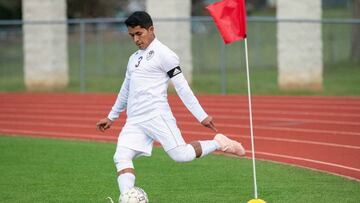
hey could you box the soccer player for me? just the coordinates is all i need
[96,11,245,196]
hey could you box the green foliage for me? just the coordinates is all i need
[67,0,126,18]
[0,136,359,203]
[0,0,21,20]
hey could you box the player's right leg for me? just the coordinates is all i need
[113,122,153,194]
[113,146,139,194]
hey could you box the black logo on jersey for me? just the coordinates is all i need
[135,56,143,68]
[146,50,154,60]
[167,66,182,78]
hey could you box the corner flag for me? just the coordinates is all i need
[206,0,247,44]
[206,1,267,203]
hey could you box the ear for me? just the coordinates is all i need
[148,26,154,33]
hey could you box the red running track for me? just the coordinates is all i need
[0,93,359,181]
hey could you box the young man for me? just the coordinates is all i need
[96,11,245,196]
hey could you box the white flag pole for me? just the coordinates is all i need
[244,38,258,199]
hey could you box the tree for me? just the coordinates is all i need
[67,0,125,18]
[0,0,21,19]
[351,0,360,63]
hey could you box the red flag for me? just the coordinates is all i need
[206,0,247,44]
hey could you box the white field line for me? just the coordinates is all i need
[0,120,359,150]
[0,128,116,141]
[0,120,122,130]
[1,108,360,126]
[253,151,360,173]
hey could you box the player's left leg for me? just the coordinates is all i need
[166,140,220,162]
[141,115,222,162]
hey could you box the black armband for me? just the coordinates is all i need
[167,66,182,78]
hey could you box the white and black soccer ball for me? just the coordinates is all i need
[119,187,149,203]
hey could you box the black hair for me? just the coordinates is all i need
[125,11,153,29]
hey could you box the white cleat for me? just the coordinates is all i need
[214,133,245,156]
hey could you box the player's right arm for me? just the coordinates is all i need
[96,69,130,132]
[107,70,130,121]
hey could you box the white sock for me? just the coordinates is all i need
[199,140,220,157]
[117,173,135,194]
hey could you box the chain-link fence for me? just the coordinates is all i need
[0,17,359,94]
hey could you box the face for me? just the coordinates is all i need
[128,25,155,50]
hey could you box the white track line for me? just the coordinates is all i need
[253,151,360,173]
[180,121,360,136]
[2,105,360,118]
[1,116,360,137]
[238,135,360,150]
[1,108,360,126]
[1,128,359,179]
[2,102,360,113]
[246,156,360,181]
[0,120,360,147]
[2,97,360,109]
[0,96,360,106]
[180,130,360,150]
[0,120,359,149]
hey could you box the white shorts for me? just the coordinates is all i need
[116,115,186,157]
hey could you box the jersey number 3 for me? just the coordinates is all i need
[135,56,143,68]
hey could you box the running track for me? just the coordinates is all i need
[0,93,359,181]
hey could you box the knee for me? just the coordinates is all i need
[167,144,196,163]
[113,153,134,172]
[113,147,135,172]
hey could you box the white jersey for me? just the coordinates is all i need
[108,38,208,124]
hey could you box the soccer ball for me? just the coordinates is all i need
[119,187,149,203]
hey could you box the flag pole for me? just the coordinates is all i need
[244,38,258,199]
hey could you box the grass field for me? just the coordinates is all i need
[0,135,359,203]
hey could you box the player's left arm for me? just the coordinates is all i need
[169,68,217,132]
[160,50,217,132]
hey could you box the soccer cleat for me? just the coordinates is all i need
[214,133,245,156]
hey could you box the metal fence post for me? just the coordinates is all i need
[96,23,104,74]
[219,36,227,94]
[79,22,85,92]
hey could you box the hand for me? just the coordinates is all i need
[96,118,113,132]
[201,116,217,132]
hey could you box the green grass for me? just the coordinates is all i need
[0,135,359,203]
